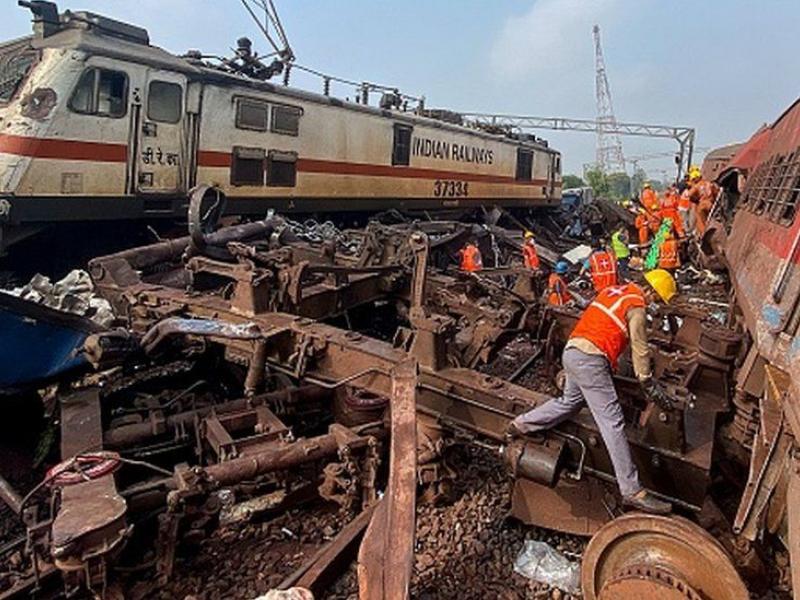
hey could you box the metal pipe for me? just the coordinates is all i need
[201,431,340,486]
[0,473,23,515]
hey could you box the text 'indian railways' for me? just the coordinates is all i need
[412,136,494,165]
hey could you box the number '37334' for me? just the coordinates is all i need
[433,180,469,197]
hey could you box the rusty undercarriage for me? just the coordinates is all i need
[0,188,793,600]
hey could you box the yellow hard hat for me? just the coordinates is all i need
[524,231,534,239]
[689,170,701,182]
[643,181,652,188]
[644,269,677,303]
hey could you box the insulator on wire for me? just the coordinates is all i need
[323,77,330,96]
[283,63,291,86]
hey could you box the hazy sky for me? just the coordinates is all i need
[4,0,800,177]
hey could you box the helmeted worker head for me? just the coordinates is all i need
[643,181,652,189]
[555,260,569,274]
[524,230,535,240]
[644,269,677,303]
[688,167,702,182]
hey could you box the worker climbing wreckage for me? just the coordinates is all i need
[508,269,677,514]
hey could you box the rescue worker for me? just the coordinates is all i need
[522,231,540,270]
[687,168,719,237]
[547,261,572,306]
[508,269,678,515]
[459,242,483,273]
[641,182,660,213]
[582,244,618,292]
[659,186,684,238]
[610,227,631,280]
[635,208,650,248]
[658,230,680,272]
[678,184,694,235]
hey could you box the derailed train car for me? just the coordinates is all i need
[703,96,800,593]
[0,2,561,254]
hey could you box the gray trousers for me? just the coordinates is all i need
[512,347,642,497]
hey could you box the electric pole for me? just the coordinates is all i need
[593,24,626,174]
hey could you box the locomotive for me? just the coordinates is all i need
[0,2,562,257]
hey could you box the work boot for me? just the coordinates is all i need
[622,490,672,515]
[505,420,526,439]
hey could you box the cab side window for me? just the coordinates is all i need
[516,148,533,181]
[69,68,128,118]
[147,81,183,124]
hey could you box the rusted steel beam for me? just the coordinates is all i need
[279,502,378,595]
[357,359,418,600]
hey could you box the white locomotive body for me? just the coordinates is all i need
[0,5,561,253]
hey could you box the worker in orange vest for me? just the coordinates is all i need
[509,269,677,515]
[641,182,660,212]
[635,208,650,247]
[547,261,572,306]
[522,231,540,270]
[659,187,684,238]
[582,246,618,292]
[459,242,483,273]
[658,231,680,272]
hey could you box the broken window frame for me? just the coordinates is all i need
[392,124,413,166]
[147,80,183,124]
[68,67,128,119]
[744,148,800,227]
[235,97,270,132]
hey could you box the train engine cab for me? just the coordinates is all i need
[0,2,561,258]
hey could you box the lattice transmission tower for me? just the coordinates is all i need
[593,24,626,174]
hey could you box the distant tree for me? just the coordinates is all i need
[562,174,585,189]
[584,168,609,197]
[607,172,631,201]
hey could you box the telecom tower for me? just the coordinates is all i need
[593,25,626,173]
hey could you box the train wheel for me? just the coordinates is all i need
[581,513,749,600]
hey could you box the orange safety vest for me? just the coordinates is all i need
[523,240,540,270]
[547,273,572,306]
[588,251,618,292]
[459,244,483,272]
[659,238,680,269]
[569,282,647,369]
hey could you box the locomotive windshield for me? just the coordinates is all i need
[0,38,37,103]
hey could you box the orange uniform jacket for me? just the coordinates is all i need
[641,188,660,212]
[659,193,684,238]
[659,238,680,270]
[547,273,572,306]
[459,244,483,272]
[523,240,540,270]
[635,213,650,245]
[569,282,647,370]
